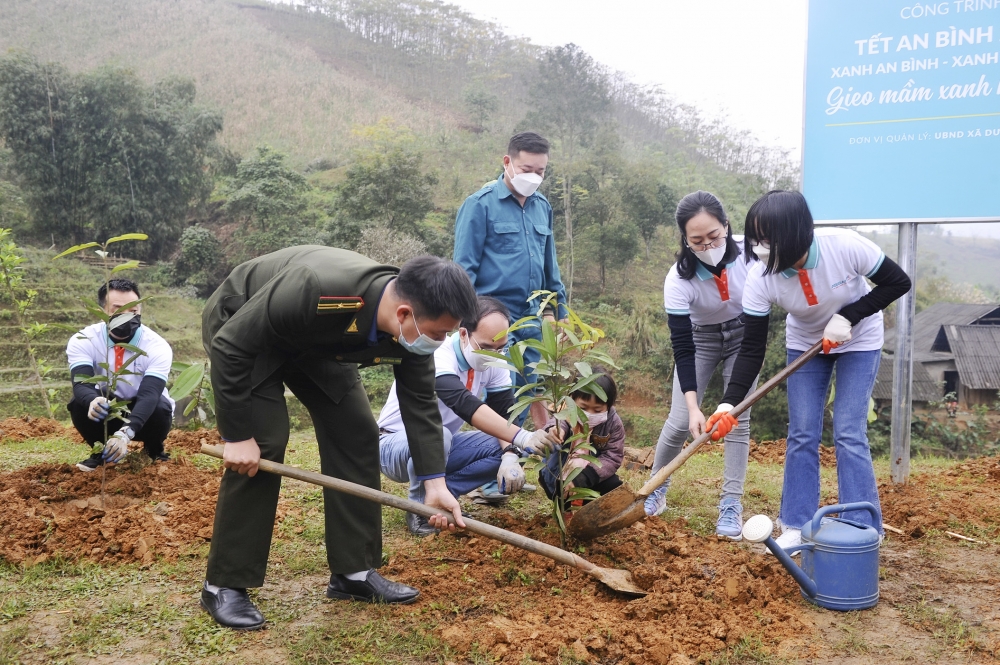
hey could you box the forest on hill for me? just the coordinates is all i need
[0,0,995,443]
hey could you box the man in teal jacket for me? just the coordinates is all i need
[452,132,568,428]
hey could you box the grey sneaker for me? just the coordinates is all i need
[644,483,669,517]
[76,451,105,472]
[716,498,744,540]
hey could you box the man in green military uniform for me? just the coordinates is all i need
[199,246,478,630]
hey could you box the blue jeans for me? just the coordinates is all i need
[653,318,756,500]
[781,348,882,532]
[509,319,541,426]
[379,429,503,503]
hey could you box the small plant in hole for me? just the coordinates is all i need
[479,290,616,543]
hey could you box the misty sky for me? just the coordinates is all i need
[447,0,1000,239]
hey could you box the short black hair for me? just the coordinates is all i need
[97,278,141,307]
[395,255,478,323]
[461,296,510,332]
[507,132,550,157]
[744,190,814,275]
[571,365,618,409]
[674,190,739,280]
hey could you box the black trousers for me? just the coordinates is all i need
[67,396,173,456]
[539,452,623,500]
[206,362,381,589]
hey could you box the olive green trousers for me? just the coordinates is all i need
[206,363,380,588]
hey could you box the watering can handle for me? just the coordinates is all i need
[810,502,879,534]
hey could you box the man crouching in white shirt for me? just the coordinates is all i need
[377,296,556,535]
[66,278,175,471]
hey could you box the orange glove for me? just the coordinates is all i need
[705,404,737,441]
[822,338,841,355]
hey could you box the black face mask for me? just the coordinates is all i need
[110,314,141,341]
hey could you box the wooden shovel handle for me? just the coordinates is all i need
[635,340,823,499]
[199,444,599,574]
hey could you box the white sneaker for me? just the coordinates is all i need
[765,528,802,556]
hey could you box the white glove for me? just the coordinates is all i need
[88,396,110,422]
[497,451,525,494]
[823,313,853,343]
[102,427,132,463]
[514,428,558,456]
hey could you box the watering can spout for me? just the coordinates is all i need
[741,514,817,598]
[762,537,817,598]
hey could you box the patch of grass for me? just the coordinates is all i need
[0,435,83,471]
[0,624,31,665]
[289,611,447,665]
[829,611,875,655]
[708,633,785,664]
[896,599,990,655]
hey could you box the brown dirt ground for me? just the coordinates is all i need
[2,425,999,663]
[0,416,82,443]
[697,438,838,468]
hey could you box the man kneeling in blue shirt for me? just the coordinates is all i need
[377,296,555,535]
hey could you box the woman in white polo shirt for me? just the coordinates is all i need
[645,191,756,541]
[708,190,910,552]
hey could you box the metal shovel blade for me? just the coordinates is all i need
[568,484,646,541]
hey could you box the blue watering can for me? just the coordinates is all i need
[741,502,881,611]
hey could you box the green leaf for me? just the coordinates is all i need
[52,242,99,260]
[105,233,149,244]
[574,361,592,378]
[110,260,142,274]
[172,363,205,399]
[205,387,216,414]
[567,487,601,501]
[112,297,150,314]
[171,361,192,372]
[183,397,199,416]
[108,312,136,331]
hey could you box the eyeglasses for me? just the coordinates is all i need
[684,234,727,252]
[470,335,508,353]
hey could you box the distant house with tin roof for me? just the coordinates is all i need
[881,303,1000,407]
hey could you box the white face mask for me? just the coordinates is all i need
[751,241,771,262]
[694,244,727,267]
[462,336,493,373]
[504,161,543,197]
[586,410,608,428]
[398,317,444,355]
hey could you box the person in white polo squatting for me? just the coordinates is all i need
[707,190,910,553]
[644,191,758,542]
[377,296,554,536]
[66,277,175,471]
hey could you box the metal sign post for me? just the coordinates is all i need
[890,223,916,483]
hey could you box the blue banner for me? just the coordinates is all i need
[803,1,1000,222]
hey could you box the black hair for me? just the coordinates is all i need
[674,190,739,280]
[571,365,618,409]
[395,255,478,323]
[461,296,510,333]
[744,190,814,275]
[507,132,550,157]
[97,278,141,307]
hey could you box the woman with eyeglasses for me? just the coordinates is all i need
[645,191,757,541]
[706,190,910,552]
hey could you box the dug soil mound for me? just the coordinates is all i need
[0,458,221,566]
[390,515,809,664]
[880,456,1000,538]
[0,416,81,443]
[164,427,224,454]
[699,438,837,467]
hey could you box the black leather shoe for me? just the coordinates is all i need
[406,512,439,537]
[200,582,266,630]
[326,570,420,604]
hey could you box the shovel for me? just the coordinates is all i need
[200,443,647,597]
[568,340,823,541]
